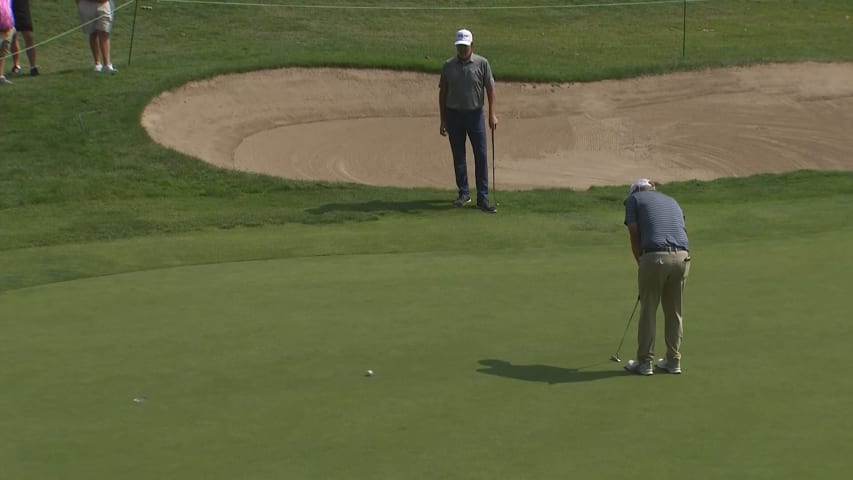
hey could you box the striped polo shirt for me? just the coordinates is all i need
[624,191,689,252]
[439,53,494,111]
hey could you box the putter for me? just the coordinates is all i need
[491,128,497,206]
[610,296,640,362]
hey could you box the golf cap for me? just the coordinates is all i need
[627,178,654,197]
[454,29,473,46]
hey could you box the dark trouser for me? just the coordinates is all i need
[446,107,489,203]
[636,250,691,364]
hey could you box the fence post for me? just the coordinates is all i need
[682,0,687,57]
[128,0,141,66]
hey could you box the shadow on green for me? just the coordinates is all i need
[477,359,623,384]
[306,199,450,215]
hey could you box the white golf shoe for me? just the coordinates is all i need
[624,359,653,376]
[656,357,682,374]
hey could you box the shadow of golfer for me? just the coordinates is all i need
[476,359,624,384]
[306,199,450,215]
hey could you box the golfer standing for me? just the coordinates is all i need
[439,28,498,213]
[623,179,690,376]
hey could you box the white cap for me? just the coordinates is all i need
[627,178,654,196]
[454,29,473,46]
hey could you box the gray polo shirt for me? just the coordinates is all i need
[439,53,495,111]
[624,191,689,252]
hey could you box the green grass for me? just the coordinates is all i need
[2,0,852,248]
[2,0,853,478]
[3,233,852,478]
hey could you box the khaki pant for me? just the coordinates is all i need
[636,250,690,364]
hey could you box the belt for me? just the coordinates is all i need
[641,246,688,255]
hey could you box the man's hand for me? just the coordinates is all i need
[440,121,447,136]
[489,113,498,131]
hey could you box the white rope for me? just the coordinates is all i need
[2,0,714,61]
[154,0,711,12]
[1,1,136,61]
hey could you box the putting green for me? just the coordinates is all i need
[2,236,851,479]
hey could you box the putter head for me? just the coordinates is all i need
[610,355,621,363]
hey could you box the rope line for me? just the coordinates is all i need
[1,0,136,61]
[2,0,711,62]
[154,0,709,11]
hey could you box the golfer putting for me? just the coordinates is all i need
[622,179,691,376]
[438,28,498,213]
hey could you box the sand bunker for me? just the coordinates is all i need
[141,62,853,190]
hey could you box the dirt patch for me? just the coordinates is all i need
[141,63,853,190]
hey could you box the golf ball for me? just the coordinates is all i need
[366,369,374,376]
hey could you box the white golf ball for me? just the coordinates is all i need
[366,369,374,376]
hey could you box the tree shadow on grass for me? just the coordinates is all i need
[306,199,451,215]
[477,359,625,384]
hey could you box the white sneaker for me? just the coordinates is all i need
[624,359,653,376]
[0,75,13,85]
[94,63,103,72]
[656,357,682,374]
[105,64,118,74]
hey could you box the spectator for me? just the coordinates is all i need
[76,0,117,73]
[10,0,38,76]
[0,0,14,85]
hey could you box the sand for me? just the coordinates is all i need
[141,63,853,191]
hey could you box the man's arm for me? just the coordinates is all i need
[627,222,642,264]
[486,86,497,130]
[439,86,448,136]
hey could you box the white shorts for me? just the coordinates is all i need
[78,0,115,35]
